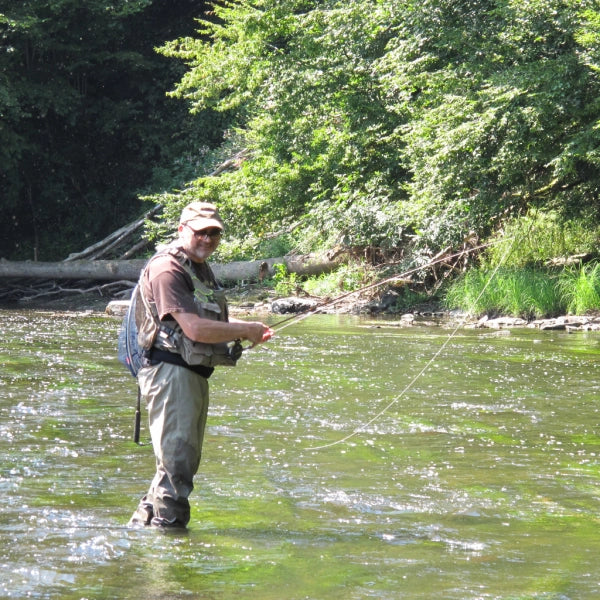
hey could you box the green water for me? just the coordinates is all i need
[1,309,599,599]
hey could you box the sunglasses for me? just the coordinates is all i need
[185,224,223,239]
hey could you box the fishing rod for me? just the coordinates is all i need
[234,238,496,357]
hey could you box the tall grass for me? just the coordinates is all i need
[558,263,600,315]
[444,267,564,318]
[445,263,600,318]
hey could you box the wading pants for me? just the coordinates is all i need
[135,361,209,527]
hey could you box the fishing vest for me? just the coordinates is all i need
[135,244,238,368]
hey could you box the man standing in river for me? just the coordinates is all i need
[129,202,273,529]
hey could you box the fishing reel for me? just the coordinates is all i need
[227,339,244,361]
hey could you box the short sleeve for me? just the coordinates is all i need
[144,255,197,320]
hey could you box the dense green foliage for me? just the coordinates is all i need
[0,0,221,260]
[152,0,600,265]
[482,211,600,269]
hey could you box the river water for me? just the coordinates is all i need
[0,308,599,599]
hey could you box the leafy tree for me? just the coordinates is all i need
[0,0,217,260]
[5,0,594,263]
[154,0,600,262]
[378,0,600,246]
[158,0,408,259]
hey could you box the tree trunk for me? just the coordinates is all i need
[0,253,344,284]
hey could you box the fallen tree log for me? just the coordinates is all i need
[0,259,146,281]
[0,253,344,285]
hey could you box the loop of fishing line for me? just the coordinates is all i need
[304,230,520,452]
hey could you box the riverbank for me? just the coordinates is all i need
[6,287,600,332]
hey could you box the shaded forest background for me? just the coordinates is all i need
[1,0,218,260]
[2,0,600,279]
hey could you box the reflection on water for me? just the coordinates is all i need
[1,309,600,599]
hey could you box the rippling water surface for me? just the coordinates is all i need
[1,309,599,599]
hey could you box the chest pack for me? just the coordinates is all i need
[118,245,240,377]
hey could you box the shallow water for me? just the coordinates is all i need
[1,309,599,599]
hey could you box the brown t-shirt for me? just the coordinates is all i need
[143,252,217,322]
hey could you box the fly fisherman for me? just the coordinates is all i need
[129,202,274,529]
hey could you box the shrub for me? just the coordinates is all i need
[484,211,600,269]
[302,262,377,298]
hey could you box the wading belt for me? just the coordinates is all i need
[143,347,214,379]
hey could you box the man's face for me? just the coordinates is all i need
[179,223,222,263]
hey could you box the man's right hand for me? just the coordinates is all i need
[242,322,274,347]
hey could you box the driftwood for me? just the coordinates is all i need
[64,205,162,262]
[0,253,344,285]
[8,281,136,302]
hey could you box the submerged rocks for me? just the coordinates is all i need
[530,315,600,331]
[475,315,528,329]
